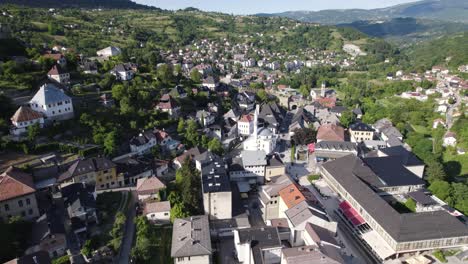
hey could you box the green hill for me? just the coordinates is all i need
[0,0,153,9]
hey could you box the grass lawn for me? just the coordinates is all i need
[443,151,468,177]
[411,124,431,135]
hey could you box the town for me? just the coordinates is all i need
[0,2,467,264]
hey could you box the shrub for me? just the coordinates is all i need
[52,255,70,264]
[308,174,320,183]
[433,250,447,263]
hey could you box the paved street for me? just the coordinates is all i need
[218,238,239,264]
[117,191,137,264]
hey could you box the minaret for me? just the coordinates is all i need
[320,82,326,98]
[254,104,259,139]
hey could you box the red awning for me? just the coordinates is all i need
[339,201,366,226]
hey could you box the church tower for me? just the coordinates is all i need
[320,82,326,98]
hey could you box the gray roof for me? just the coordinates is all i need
[349,122,374,132]
[381,126,403,139]
[321,155,468,243]
[237,227,282,264]
[261,174,293,197]
[315,141,357,152]
[58,157,115,182]
[201,159,231,193]
[30,83,71,105]
[305,222,338,247]
[285,200,329,227]
[378,146,424,166]
[241,150,267,167]
[363,156,425,187]
[282,246,343,264]
[408,191,437,206]
[171,215,212,258]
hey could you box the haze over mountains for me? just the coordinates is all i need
[258,0,468,24]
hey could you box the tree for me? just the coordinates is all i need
[170,202,189,222]
[177,118,185,134]
[185,120,199,147]
[292,128,317,145]
[428,180,452,201]
[339,110,354,128]
[256,90,268,103]
[299,84,310,98]
[111,84,127,101]
[207,138,224,155]
[27,123,40,142]
[104,130,118,156]
[201,135,209,148]
[190,69,202,83]
[404,198,416,212]
[426,160,447,183]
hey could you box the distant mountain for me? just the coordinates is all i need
[258,0,468,24]
[339,17,468,44]
[0,0,153,9]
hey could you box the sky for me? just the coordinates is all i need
[134,0,419,14]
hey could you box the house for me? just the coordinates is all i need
[201,157,232,220]
[407,191,441,213]
[171,215,212,264]
[96,46,121,57]
[281,245,344,264]
[10,106,44,136]
[156,94,180,118]
[130,130,157,155]
[170,85,188,98]
[284,200,337,246]
[4,251,52,264]
[259,175,293,221]
[111,63,135,81]
[259,102,285,134]
[234,227,283,264]
[243,105,278,154]
[174,147,207,169]
[154,129,182,152]
[314,141,357,162]
[144,201,171,223]
[0,167,40,221]
[316,124,345,142]
[265,154,286,182]
[26,212,67,258]
[349,122,375,143]
[196,110,215,127]
[202,76,217,90]
[43,53,66,66]
[29,83,74,122]
[58,157,123,190]
[114,156,153,185]
[238,114,254,136]
[230,150,267,184]
[82,61,98,74]
[47,65,70,84]
[236,91,256,111]
[302,223,344,262]
[61,183,98,226]
[136,176,166,201]
[153,159,169,177]
[432,118,446,129]
[443,131,457,147]
[310,83,335,100]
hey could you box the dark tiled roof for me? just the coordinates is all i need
[378,146,424,166]
[171,215,212,257]
[237,227,282,264]
[349,122,374,132]
[363,156,425,187]
[201,159,231,193]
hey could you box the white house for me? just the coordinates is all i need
[47,65,70,84]
[144,201,170,223]
[130,131,157,155]
[10,106,44,136]
[171,215,212,264]
[29,83,74,122]
[238,114,254,136]
[196,110,215,127]
[111,63,135,81]
[443,131,457,147]
[243,105,278,154]
[136,176,166,201]
[234,227,282,264]
[96,46,121,57]
[433,118,446,129]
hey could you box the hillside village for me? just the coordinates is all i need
[0,4,468,264]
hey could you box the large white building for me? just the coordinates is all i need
[29,83,74,122]
[10,106,44,136]
[201,156,232,220]
[243,105,278,154]
[96,46,121,57]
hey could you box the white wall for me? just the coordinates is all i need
[203,191,232,220]
[174,255,210,264]
[30,97,74,121]
[146,211,170,222]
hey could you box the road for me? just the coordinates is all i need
[117,191,137,264]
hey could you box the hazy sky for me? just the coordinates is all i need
[134,0,419,14]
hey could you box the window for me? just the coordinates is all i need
[164,213,169,216]
[177,257,184,261]
[18,200,23,207]
[4,204,9,211]
[21,211,26,217]
[26,198,30,205]
[28,209,33,215]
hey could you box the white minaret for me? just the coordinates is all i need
[254,104,259,138]
[320,82,326,98]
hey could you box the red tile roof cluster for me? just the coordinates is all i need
[239,114,253,123]
[279,183,306,209]
[156,94,178,110]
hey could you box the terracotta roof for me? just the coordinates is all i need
[154,129,170,141]
[144,201,171,214]
[11,106,43,123]
[136,176,166,195]
[317,124,345,142]
[279,183,306,209]
[47,64,67,75]
[239,114,253,123]
[43,53,63,60]
[0,167,36,201]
